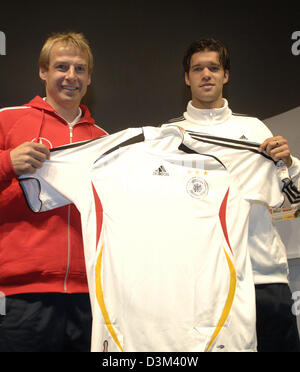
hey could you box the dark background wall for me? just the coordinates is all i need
[0,1,299,133]
[1,1,300,329]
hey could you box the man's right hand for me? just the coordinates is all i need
[10,142,50,176]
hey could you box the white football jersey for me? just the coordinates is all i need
[19,126,283,352]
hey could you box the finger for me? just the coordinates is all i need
[23,155,45,171]
[259,136,284,153]
[259,137,274,152]
[30,142,51,159]
[31,149,49,162]
[14,158,42,175]
[23,164,39,174]
[21,146,49,169]
[268,143,292,166]
[29,157,45,169]
[24,144,50,162]
[267,140,280,154]
[269,148,284,161]
[258,140,268,152]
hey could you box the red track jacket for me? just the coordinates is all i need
[0,96,107,296]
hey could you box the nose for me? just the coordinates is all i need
[202,67,212,79]
[65,65,76,81]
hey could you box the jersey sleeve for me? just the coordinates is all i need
[18,152,80,212]
[183,132,284,208]
[212,148,284,207]
[230,152,285,207]
[241,156,284,207]
[20,176,72,212]
[18,127,145,213]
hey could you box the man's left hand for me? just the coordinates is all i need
[259,136,292,168]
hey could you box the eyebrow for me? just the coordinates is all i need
[53,60,88,66]
[191,62,220,68]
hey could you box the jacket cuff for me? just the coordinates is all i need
[0,149,18,180]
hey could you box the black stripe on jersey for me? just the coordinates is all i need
[50,132,145,156]
[178,143,226,169]
[50,136,103,153]
[282,181,300,204]
[166,116,185,124]
[188,132,274,162]
[97,133,145,159]
[178,143,199,155]
[232,112,249,117]
[186,130,260,149]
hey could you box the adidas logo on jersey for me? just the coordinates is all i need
[153,165,169,176]
[239,135,248,140]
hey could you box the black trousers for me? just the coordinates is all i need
[0,293,92,352]
[255,283,300,352]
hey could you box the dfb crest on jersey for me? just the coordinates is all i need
[186,176,208,199]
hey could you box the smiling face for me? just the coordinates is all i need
[185,50,229,109]
[39,41,91,119]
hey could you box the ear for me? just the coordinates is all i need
[185,72,191,87]
[87,74,91,86]
[39,66,48,82]
[223,69,229,84]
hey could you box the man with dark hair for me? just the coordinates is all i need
[182,38,230,74]
[163,37,300,352]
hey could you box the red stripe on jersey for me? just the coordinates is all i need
[219,188,233,254]
[92,182,103,250]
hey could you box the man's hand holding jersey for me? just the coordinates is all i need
[10,142,50,176]
[259,136,292,168]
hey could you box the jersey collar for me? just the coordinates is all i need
[184,99,232,125]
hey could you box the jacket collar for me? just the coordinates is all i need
[184,99,232,125]
[25,96,95,126]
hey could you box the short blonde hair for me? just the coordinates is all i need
[39,32,94,74]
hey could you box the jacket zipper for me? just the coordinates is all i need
[64,205,72,293]
[63,125,74,293]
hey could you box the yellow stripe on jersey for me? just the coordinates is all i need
[205,248,237,352]
[95,245,123,352]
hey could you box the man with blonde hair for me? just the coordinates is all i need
[0,32,108,351]
[39,32,94,75]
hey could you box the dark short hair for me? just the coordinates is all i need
[183,38,230,73]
